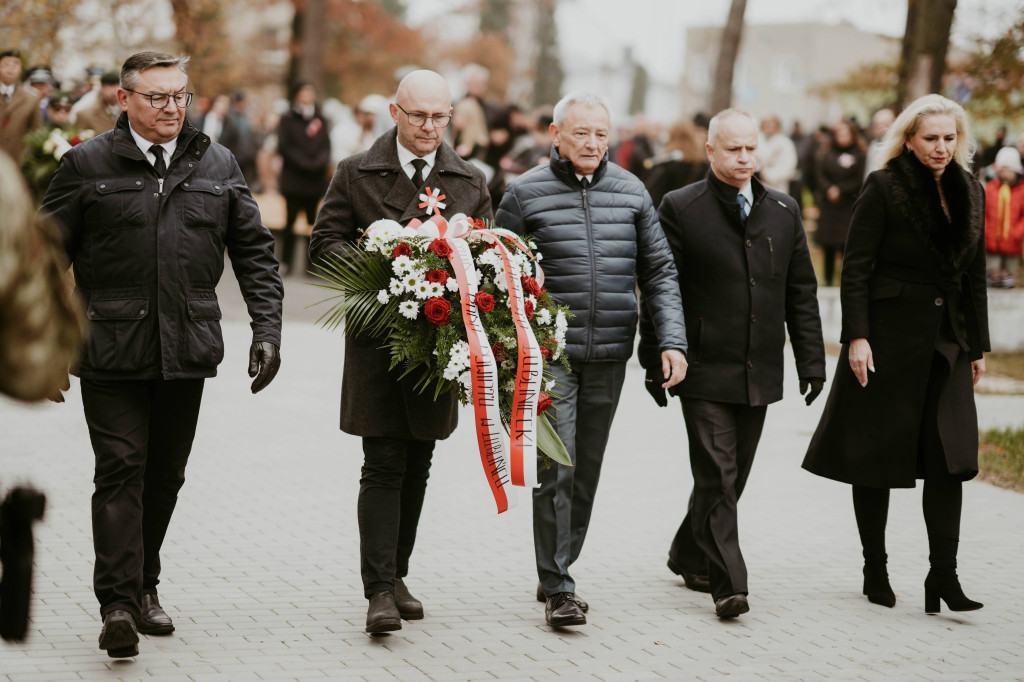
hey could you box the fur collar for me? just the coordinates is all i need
[886,150,984,275]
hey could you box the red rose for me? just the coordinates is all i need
[521,275,541,297]
[424,296,451,326]
[485,240,499,250]
[429,239,453,258]
[425,269,450,285]
[393,243,412,258]
[70,135,82,145]
[540,346,553,360]
[473,218,487,230]
[537,392,553,414]
[524,299,534,320]
[475,291,496,312]
[491,342,507,363]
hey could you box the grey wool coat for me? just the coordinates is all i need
[308,128,492,440]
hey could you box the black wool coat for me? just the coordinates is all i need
[308,129,492,440]
[803,151,990,487]
[813,144,866,248]
[639,172,826,406]
[43,114,283,380]
[277,107,331,198]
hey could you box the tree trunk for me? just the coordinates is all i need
[897,0,957,110]
[532,0,563,107]
[710,0,747,113]
[168,0,233,96]
[288,0,327,95]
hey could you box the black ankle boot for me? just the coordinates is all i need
[863,562,896,608]
[924,571,983,613]
[924,539,983,613]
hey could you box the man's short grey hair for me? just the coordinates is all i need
[552,91,610,127]
[707,108,755,145]
[120,51,190,90]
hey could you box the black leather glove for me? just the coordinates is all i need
[644,367,668,408]
[248,341,281,394]
[800,377,824,406]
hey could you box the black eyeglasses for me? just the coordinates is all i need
[395,103,452,128]
[124,88,193,109]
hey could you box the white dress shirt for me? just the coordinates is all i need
[396,139,437,180]
[128,124,178,169]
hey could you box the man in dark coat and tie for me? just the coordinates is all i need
[308,69,492,634]
[639,109,826,619]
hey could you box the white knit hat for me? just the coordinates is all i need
[994,146,1023,173]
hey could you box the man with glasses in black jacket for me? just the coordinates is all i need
[42,51,283,658]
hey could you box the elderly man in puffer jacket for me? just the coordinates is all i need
[495,92,687,628]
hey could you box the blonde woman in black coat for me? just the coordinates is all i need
[803,95,989,613]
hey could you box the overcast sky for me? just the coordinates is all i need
[407,0,1020,83]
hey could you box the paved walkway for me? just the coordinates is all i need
[2,275,1023,681]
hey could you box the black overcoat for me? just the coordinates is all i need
[308,128,492,440]
[802,151,990,487]
[43,114,283,381]
[639,172,826,406]
[813,144,866,249]
[277,107,331,198]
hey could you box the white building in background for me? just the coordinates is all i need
[682,21,900,128]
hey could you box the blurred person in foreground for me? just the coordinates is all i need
[496,91,688,628]
[0,149,85,643]
[641,109,825,620]
[41,50,283,658]
[803,95,989,614]
[309,69,491,635]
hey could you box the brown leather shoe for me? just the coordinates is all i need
[98,609,139,658]
[394,578,424,620]
[366,591,402,634]
[536,583,588,612]
[545,592,586,627]
[138,593,174,635]
[714,594,750,619]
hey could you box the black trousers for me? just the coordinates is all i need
[358,437,434,599]
[669,398,767,600]
[279,194,319,273]
[534,361,627,597]
[80,378,204,619]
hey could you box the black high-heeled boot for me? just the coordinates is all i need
[863,559,896,608]
[924,539,982,613]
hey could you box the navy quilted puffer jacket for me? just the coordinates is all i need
[495,147,686,362]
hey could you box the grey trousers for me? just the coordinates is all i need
[533,360,627,597]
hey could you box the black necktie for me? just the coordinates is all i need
[410,158,427,188]
[152,145,166,177]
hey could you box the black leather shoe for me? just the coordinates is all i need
[98,609,139,658]
[545,592,586,626]
[394,579,424,620]
[667,557,712,593]
[714,594,750,619]
[536,583,588,612]
[138,593,174,635]
[365,592,402,633]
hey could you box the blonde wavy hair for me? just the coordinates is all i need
[878,94,976,171]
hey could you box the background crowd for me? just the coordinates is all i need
[4,48,1022,290]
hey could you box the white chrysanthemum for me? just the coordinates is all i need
[555,309,568,331]
[501,359,514,371]
[402,271,423,292]
[376,290,389,305]
[502,379,516,393]
[494,273,508,292]
[443,364,461,381]
[400,226,420,240]
[389,278,404,295]
[535,252,543,262]
[535,308,552,325]
[427,282,444,297]
[457,371,472,390]
[545,379,556,392]
[445,277,460,292]
[528,241,538,250]
[398,301,418,320]
[366,218,403,240]
[450,340,471,366]
[392,255,413,274]
[477,249,500,267]
[414,281,433,300]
